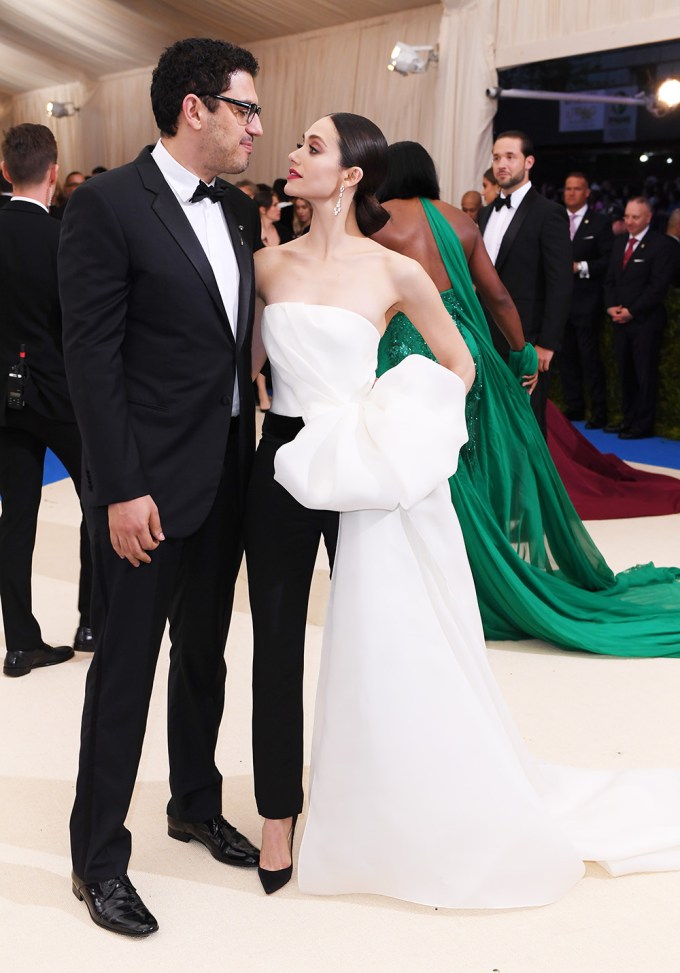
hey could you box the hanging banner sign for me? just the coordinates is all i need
[559,92,605,132]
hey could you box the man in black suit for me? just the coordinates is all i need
[558,172,613,428]
[603,197,676,439]
[478,130,572,435]
[0,124,93,678]
[59,38,263,936]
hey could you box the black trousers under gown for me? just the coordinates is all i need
[245,412,338,820]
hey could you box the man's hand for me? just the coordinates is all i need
[608,305,632,324]
[108,495,165,567]
[534,345,554,373]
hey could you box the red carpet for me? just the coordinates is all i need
[547,401,680,520]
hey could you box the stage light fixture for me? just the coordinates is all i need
[46,101,79,118]
[388,42,438,76]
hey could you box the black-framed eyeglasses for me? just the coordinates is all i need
[198,94,261,125]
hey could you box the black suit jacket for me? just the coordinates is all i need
[58,146,260,537]
[569,208,613,316]
[604,229,676,327]
[0,200,75,425]
[478,187,572,350]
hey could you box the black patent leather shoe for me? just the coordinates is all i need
[3,643,74,677]
[258,815,298,895]
[71,872,158,937]
[74,626,95,652]
[619,429,652,440]
[167,814,259,867]
[563,408,585,421]
[585,418,606,430]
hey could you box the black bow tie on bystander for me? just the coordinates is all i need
[190,181,227,203]
[493,195,512,211]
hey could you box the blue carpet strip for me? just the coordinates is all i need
[572,423,680,472]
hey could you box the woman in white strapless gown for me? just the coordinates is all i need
[251,113,680,908]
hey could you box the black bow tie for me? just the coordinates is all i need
[190,181,226,204]
[493,195,512,211]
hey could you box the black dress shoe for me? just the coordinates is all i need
[619,429,652,440]
[585,418,606,430]
[603,421,628,434]
[74,626,95,652]
[3,643,74,677]
[167,814,259,867]
[258,815,298,895]
[563,408,585,421]
[71,872,158,937]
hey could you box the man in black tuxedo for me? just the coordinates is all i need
[558,172,613,428]
[0,124,93,678]
[603,197,676,439]
[59,38,263,936]
[478,131,572,436]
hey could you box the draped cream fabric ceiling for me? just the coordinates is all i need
[0,0,436,95]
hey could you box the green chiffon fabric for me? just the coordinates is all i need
[376,198,680,656]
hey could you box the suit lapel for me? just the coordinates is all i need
[573,211,591,242]
[136,149,234,341]
[219,186,252,351]
[478,204,491,236]
[494,188,538,272]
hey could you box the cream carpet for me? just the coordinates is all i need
[2,466,680,973]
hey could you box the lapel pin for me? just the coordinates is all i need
[238,225,244,246]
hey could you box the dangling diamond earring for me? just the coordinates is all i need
[333,184,345,216]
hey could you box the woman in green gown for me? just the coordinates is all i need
[373,142,680,656]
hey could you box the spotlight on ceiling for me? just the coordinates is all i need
[388,42,438,76]
[46,101,79,118]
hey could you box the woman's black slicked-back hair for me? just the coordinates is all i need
[329,112,389,236]
[376,141,440,203]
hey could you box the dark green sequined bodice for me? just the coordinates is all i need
[377,289,482,456]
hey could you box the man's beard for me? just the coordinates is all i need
[497,171,525,191]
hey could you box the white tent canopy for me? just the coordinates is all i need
[1,0,678,202]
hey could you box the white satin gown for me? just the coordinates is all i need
[262,302,680,909]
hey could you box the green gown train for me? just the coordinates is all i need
[376,198,680,656]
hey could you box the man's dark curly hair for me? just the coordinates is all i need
[151,38,259,137]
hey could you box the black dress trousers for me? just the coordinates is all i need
[0,403,91,652]
[70,424,244,881]
[245,413,338,820]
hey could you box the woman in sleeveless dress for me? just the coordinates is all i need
[249,113,680,908]
[372,142,680,657]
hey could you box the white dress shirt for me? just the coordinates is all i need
[151,139,241,415]
[568,204,590,278]
[10,195,48,213]
[626,225,649,253]
[482,180,533,265]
